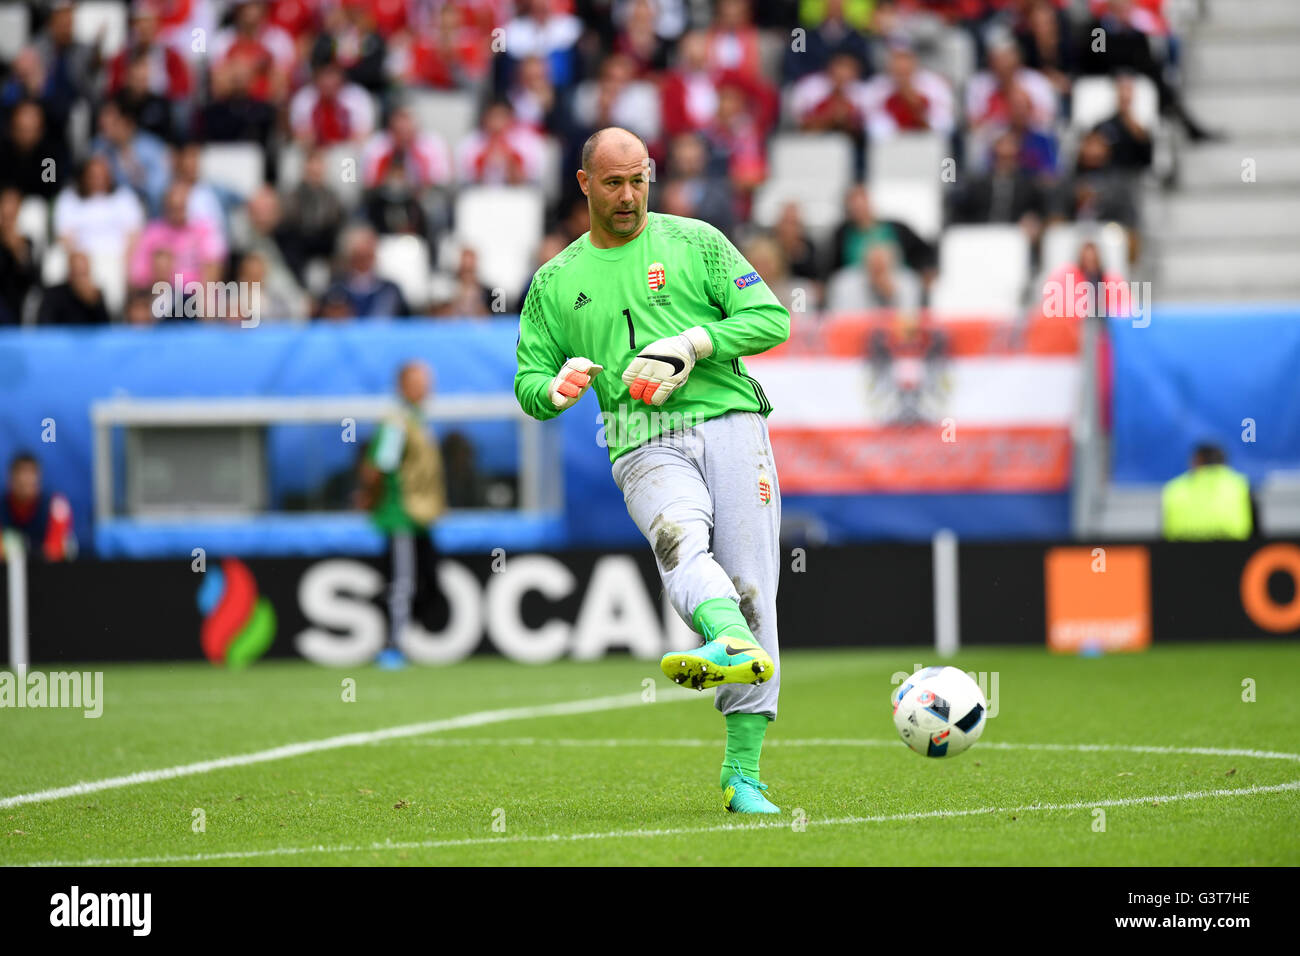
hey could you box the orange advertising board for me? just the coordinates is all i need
[1045,546,1151,653]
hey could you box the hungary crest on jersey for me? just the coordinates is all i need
[647,262,666,291]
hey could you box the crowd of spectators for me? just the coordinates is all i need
[0,0,1204,325]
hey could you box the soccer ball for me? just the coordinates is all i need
[891,666,988,758]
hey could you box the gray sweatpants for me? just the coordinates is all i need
[611,411,782,719]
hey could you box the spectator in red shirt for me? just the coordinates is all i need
[268,0,319,41]
[1,453,76,562]
[792,50,871,137]
[863,41,956,139]
[106,3,192,100]
[456,100,546,185]
[395,1,489,89]
[966,38,1056,135]
[702,78,767,212]
[362,104,453,189]
[289,60,376,146]
[707,0,763,79]
[615,0,671,76]
[211,0,296,104]
[660,30,719,138]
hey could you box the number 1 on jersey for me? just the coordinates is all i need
[623,308,635,349]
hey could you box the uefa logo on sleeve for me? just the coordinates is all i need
[647,262,666,291]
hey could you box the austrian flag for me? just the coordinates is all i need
[647,262,666,291]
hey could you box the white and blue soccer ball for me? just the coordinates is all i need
[891,666,988,758]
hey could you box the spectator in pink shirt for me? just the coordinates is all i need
[129,182,226,307]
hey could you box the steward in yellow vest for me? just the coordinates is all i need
[1161,444,1254,541]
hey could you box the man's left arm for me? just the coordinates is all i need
[697,224,790,361]
[622,223,790,406]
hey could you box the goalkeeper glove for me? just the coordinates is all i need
[549,357,603,411]
[621,326,714,406]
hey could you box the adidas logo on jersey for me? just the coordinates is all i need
[573,292,592,310]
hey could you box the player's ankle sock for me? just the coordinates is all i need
[692,597,752,643]
[720,712,769,788]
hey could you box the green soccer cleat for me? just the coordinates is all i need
[722,761,780,814]
[660,633,773,691]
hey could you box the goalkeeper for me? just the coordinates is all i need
[514,127,790,814]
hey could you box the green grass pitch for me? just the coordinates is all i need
[2,643,1298,866]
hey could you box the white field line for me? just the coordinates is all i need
[394,737,1300,763]
[17,779,1300,867]
[0,691,703,810]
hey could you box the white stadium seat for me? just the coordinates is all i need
[869,132,947,183]
[375,235,433,310]
[1071,75,1160,131]
[454,186,545,301]
[90,249,128,317]
[198,144,265,198]
[406,90,479,147]
[768,132,855,197]
[41,243,68,287]
[539,136,563,206]
[932,225,1030,318]
[0,4,30,62]
[1039,222,1130,281]
[869,178,943,240]
[277,144,365,209]
[751,183,844,242]
[16,196,49,259]
[73,1,129,57]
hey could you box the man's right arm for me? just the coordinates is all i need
[514,276,566,421]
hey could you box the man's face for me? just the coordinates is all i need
[579,137,650,242]
[164,186,189,226]
[12,103,42,149]
[9,463,39,502]
[400,364,432,403]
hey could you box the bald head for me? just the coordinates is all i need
[581,127,648,175]
[577,127,651,249]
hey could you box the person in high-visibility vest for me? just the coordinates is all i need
[1161,443,1257,541]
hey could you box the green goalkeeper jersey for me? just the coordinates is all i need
[514,212,790,462]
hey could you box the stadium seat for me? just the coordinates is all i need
[90,250,128,317]
[768,133,855,196]
[454,186,545,301]
[869,132,947,183]
[571,80,662,144]
[46,245,128,316]
[405,90,479,147]
[40,242,67,287]
[375,234,433,310]
[72,1,128,56]
[934,26,977,88]
[752,133,857,240]
[869,178,943,240]
[1039,222,1129,281]
[277,144,365,209]
[0,4,30,62]
[932,225,1030,317]
[16,196,48,260]
[1070,75,1160,131]
[539,135,563,206]
[750,184,844,243]
[198,144,265,198]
